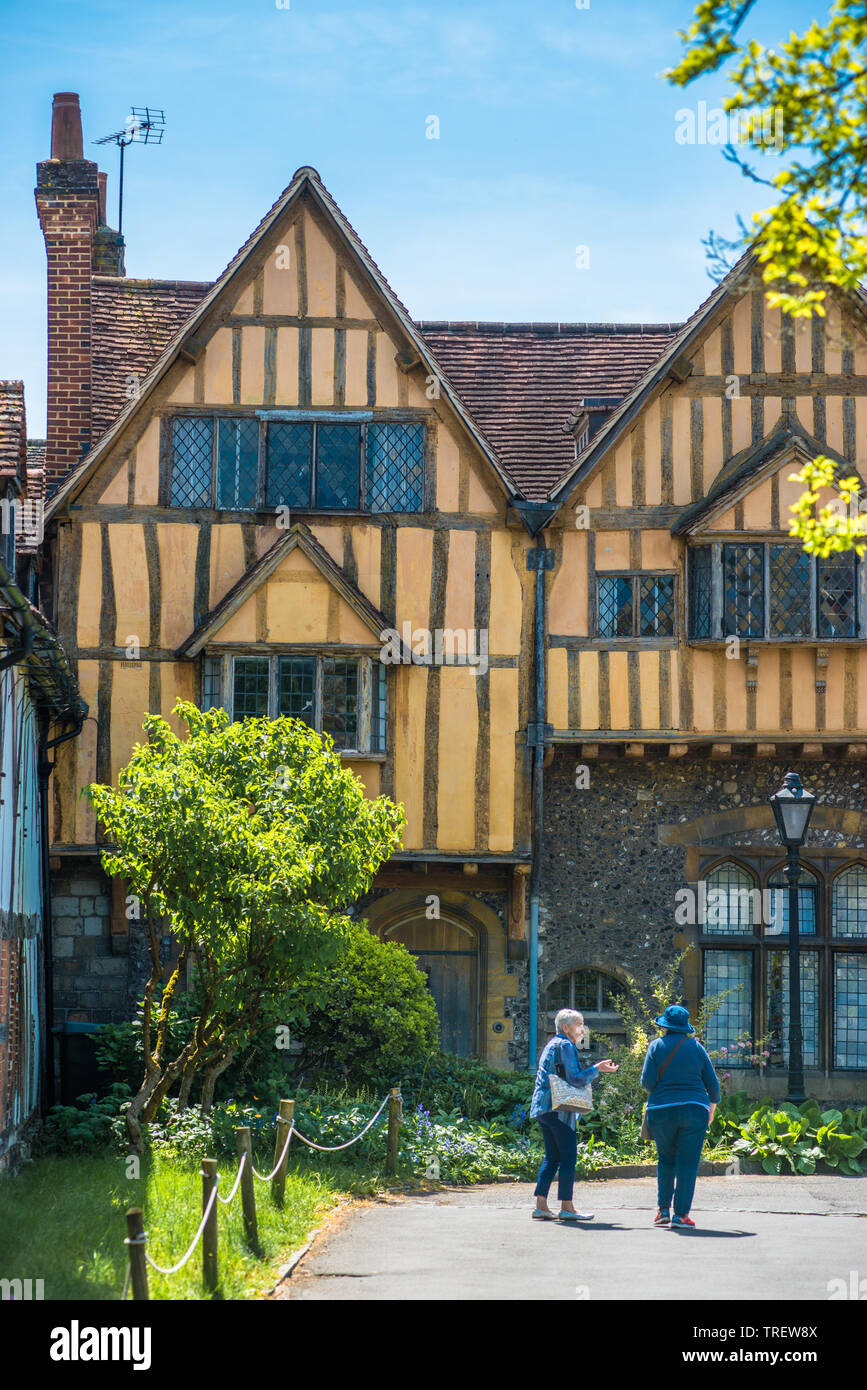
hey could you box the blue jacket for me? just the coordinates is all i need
[530,1033,600,1131]
[641,1034,721,1111]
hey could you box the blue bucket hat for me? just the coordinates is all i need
[653,1004,695,1034]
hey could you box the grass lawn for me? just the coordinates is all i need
[0,1151,382,1301]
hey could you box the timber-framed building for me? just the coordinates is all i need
[35,93,867,1097]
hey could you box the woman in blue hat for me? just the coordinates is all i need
[640,1004,721,1229]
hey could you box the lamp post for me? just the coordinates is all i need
[769,771,816,1104]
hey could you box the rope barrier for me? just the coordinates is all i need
[121,1093,396,1294]
[251,1122,296,1183]
[216,1148,246,1205]
[290,1094,390,1152]
[128,1170,220,1277]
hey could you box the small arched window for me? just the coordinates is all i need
[702,861,759,935]
[544,969,623,1017]
[832,866,867,939]
[766,865,818,936]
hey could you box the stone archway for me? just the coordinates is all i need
[383,913,479,1056]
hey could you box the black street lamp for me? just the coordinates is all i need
[769,771,816,1103]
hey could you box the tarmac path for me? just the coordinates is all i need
[274,1174,867,1301]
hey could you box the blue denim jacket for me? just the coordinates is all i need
[530,1033,600,1131]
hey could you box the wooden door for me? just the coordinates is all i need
[386,918,478,1057]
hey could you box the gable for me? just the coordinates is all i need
[178,525,394,657]
[48,169,514,520]
[552,261,867,521]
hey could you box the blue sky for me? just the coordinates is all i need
[2,0,819,433]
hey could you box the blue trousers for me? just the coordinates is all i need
[647,1103,709,1217]
[534,1112,578,1202]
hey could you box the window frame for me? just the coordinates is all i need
[696,853,867,1072]
[687,540,862,643]
[593,570,679,644]
[541,968,626,1051]
[165,410,427,515]
[200,649,388,757]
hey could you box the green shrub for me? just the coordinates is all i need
[37,1084,131,1155]
[710,1091,867,1174]
[288,922,439,1091]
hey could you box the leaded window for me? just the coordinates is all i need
[703,861,759,935]
[832,866,867,938]
[596,573,675,639]
[366,423,424,512]
[766,866,818,936]
[834,954,867,1068]
[703,950,752,1060]
[171,417,213,506]
[542,969,625,1053]
[698,857,867,1073]
[689,542,860,640]
[170,414,425,513]
[217,418,259,510]
[769,544,811,637]
[724,544,764,637]
[766,951,820,1067]
[203,652,386,753]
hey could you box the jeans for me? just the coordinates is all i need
[534,1112,578,1202]
[647,1103,709,1217]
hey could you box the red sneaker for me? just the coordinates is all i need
[671,1214,695,1229]
[653,1209,670,1225]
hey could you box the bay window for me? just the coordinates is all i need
[688,542,859,640]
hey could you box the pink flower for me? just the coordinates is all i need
[720,1047,728,1055]
[722,1072,731,1081]
[763,1051,770,1058]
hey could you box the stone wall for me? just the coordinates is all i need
[50,860,127,1025]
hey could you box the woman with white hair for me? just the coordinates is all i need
[529,1008,618,1223]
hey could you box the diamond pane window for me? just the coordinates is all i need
[321,658,359,749]
[818,552,857,637]
[766,868,818,937]
[171,417,213,506]
[834,954,867,1068]
[277,656,315,727]
[267,423,313,508]
[832,866,867,938]
[766,951,820,1067]
[703,950,752,1061]
[723,544,764,638]
[597,576,633,637]
[316,424,360,509]
[232,657,270,718]
[688,546,712,638]
[217,418,259,509]
[703,862,758,935]
[371,660,387,753]
[639,576,675,637]
[769,544,811,637]
[366,423,424,512]
[201,656,223,712]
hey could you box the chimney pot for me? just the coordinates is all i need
[50,92,84,160]
[97,171,107,223]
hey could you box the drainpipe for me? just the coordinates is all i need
[526,534,553,1070]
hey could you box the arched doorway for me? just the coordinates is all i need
[384,915,479,1056]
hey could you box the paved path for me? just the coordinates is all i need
[277,1175,867,1301]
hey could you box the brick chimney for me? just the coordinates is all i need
[35,93,100,495]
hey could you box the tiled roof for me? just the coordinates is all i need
[416,323,680,498]
[87,270,681,500]
[91,277,212,437]
[0,380,27,481]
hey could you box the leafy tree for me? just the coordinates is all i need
[668,0,867,552]
[85,703,404,1148]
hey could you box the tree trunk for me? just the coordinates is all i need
[200,1050,236,1115]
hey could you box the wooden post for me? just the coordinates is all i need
[386,1087,401,1175]
[271,1098,294,1207]
[235,1126,259,1252]
[125,1207,149,1301]
[202,1158,219,1294]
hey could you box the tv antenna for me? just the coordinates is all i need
[94,107,165,238]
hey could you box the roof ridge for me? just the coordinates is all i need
[416,321,683,334]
